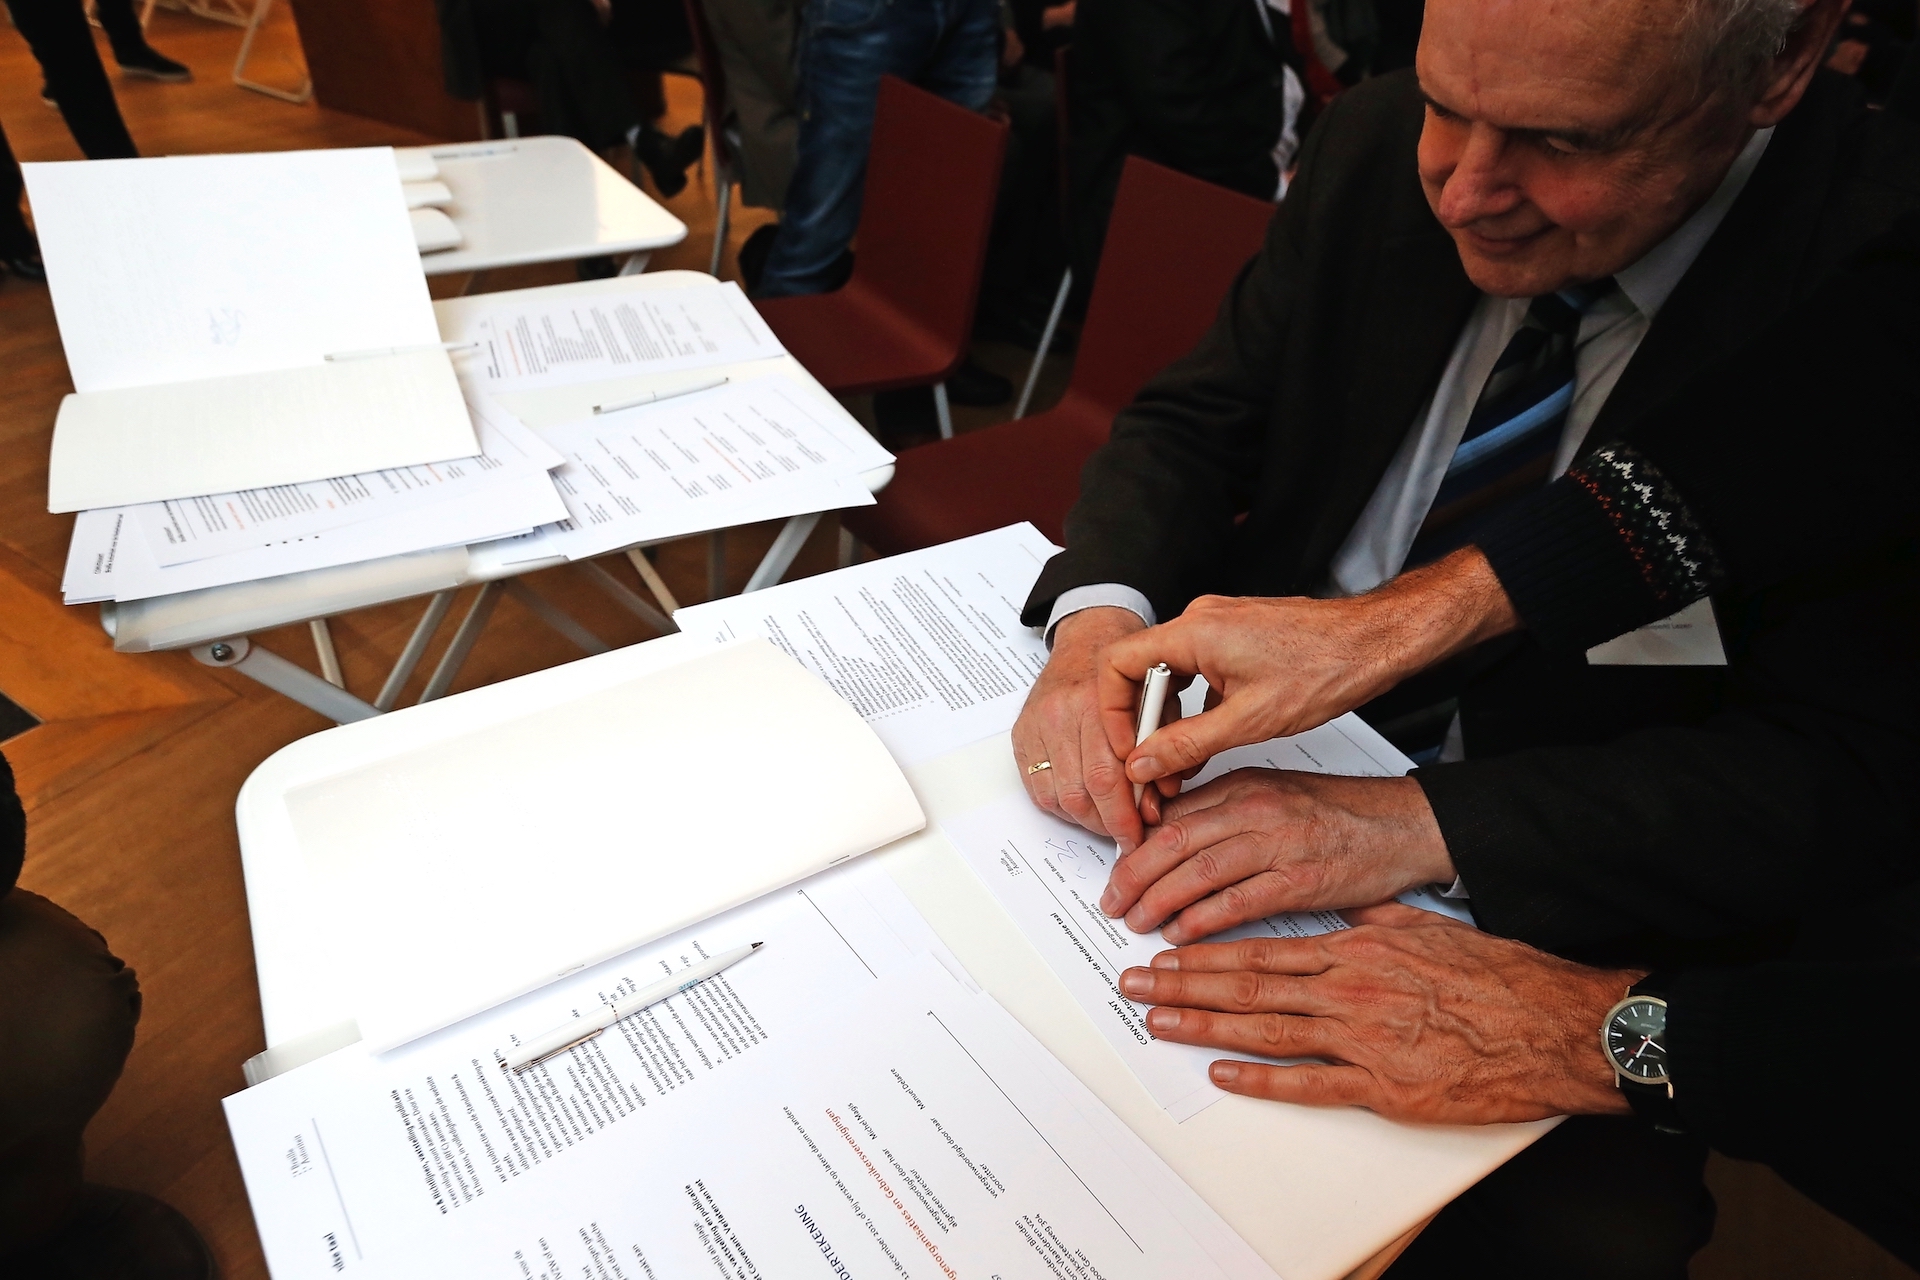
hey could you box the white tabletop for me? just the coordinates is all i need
[234,635,1547,1280]
[398,137,687,276]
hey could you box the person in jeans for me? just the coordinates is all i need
[753,0,999,298]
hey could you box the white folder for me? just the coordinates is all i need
[278,638,928,1052]
[25,148,478,511]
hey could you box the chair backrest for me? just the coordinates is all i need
[680,0,737,170]
[1068,157,1276,420]
[849,75,1010,368]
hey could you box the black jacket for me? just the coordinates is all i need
[1067,0,1289,287]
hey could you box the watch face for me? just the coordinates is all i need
[1606,998,1670,1082]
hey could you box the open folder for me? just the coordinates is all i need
[24,148,478,512]
[277,639,927,1052]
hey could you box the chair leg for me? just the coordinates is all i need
[502,110,521,139]
[1014,266,1072,420]
[934,382,954,440]
[624,546,681,614]
[710,170,732,278]
[743,513,821,593]
[837,525,861,569]
[618,252,651,275]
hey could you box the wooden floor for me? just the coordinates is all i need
[0,11,1910,1280]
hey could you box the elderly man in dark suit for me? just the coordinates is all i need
[1008,0,1920,1273]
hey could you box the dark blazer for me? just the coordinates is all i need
[1067,0,1288,287]
[1025,68,1920,960]
[1029,68,1920,621]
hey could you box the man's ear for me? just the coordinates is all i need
[1750,0,1851,126]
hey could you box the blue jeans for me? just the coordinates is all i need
[755,0,999,298]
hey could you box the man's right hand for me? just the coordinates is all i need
[1013,607,1152,851]
[1101,548,1520,791]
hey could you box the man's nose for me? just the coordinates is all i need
[1432,124,1524,227]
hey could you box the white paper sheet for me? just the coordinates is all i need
[942,714,1474,1121]
[1586,597,1728,666]
[133,397,562,566]
[488,375,891,563]
[674,524,1059,767]
[63,463,564,603]
[226,874,1276,1280]
[286,639,926,1051]
[24,149,437,392]
[469,280,786,388]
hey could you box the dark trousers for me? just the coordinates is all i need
[0,890,142,1253]
[1388,1116,1716,1280]
[4,0,138,160]
[756,0,999,297]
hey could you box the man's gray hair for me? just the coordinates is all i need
[1688,0,1806,96]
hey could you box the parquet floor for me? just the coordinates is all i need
[1,9,1911,1280]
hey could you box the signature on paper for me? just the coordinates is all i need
[208,307,244,346]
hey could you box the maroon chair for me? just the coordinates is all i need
[753,75,1009,439]
[841,156,1275,554]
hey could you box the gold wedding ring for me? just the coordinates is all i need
[1026,760,1053,775]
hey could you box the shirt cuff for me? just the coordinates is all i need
[1045,584,1156,645]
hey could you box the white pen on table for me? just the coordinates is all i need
[324,340,479,362]
[503,941,763,1073]
[1131,662,1173,809]
[592,375,730,415]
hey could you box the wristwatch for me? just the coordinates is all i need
[1600,975,1685,1133]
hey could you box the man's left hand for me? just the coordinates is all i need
[1118,902,1639,1125]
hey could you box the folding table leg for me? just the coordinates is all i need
[309,618,345,688]
[577,559,677,635]
[625,547,680,614]
[419,583,501,703]
[934,382,954,440]
[708,531,727,599]
[460,269,492,297]
[503,579,611,654]
[374,588,457,711]
[1015,266,1073,420]
[744,512,821,593]
[233,0,313,104]
[618,253,651,275]
[192,637,380,725]
[710,171,732,278]
[838,525,861,569]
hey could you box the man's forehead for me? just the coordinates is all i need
[1418,0,1686,136]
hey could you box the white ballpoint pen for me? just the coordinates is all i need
[1131,662,1173,808]
[504,941,763,1073]
[592,375,730,415]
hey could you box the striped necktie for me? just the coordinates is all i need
[1407,278,1616,565]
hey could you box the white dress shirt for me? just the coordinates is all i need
[1047,126,1773,640]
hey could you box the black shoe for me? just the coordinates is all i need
[669,124,705,171]
[736,223,779,291]
[943,359,1012,407]
[632,126,693,199]
[116,46,192,82]
[4,252,46,284]
[2,1185,215,1279]
[873,387,942,451]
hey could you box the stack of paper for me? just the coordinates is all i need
[225,862,1281,1280]
[25,148,480,513]
[61,395,567,604]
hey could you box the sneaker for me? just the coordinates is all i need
[117,46,192,83]
[0,1185,215,1279]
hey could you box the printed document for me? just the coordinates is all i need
[482,375,891,564]
[942,714,1473,1121]
[25,150,478,509]
[674,524,1058,766]
[62,405,566,603]
[225,872,1277,1280]
[470,281,785,388]
[133,397,562,566]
